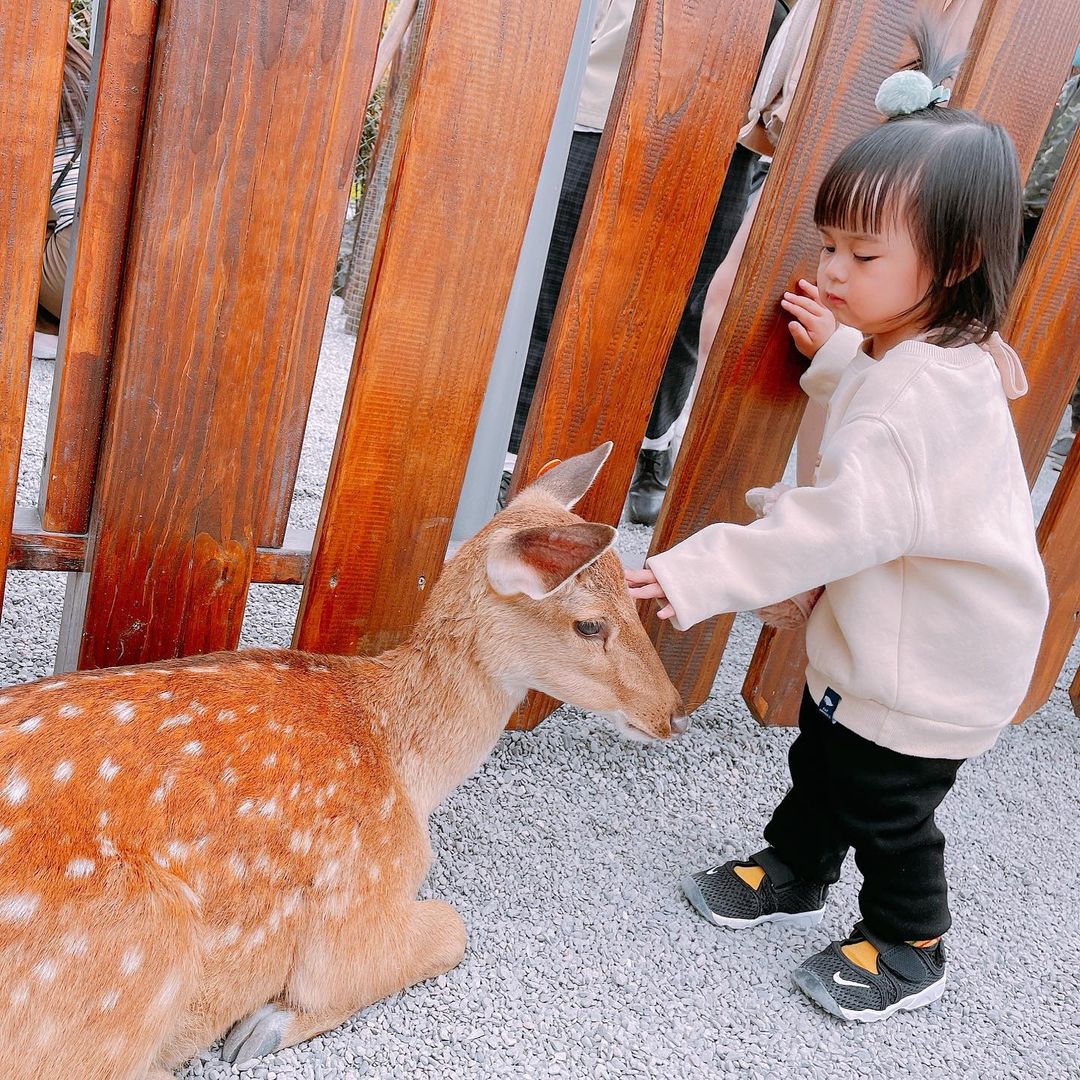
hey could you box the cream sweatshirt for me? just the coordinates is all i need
[647,325,1049,759]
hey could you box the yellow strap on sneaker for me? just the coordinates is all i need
[734,865,766,890]
[908,937,941,949]
[841,940,880,974]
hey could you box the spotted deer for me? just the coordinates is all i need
[0,444,685,1080]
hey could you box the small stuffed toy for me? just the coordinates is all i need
[745,483,824,629]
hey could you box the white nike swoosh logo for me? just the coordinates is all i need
[833,971,870,989]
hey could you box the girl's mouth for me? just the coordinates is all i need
[826,293,846,306]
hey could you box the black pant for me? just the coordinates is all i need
[763,687,964,942]
[507,131,757,453]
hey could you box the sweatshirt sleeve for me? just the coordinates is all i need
[799,324,864,406]
[645,416,919,631]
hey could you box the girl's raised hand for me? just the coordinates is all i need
[625,567,675,621]
[781,279,836,358]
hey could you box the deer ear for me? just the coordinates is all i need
[487,522,618,599]
[525,442,612,509]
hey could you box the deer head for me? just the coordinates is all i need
[444,443,687,742]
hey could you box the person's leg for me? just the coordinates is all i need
[508,131,601,456]
[761,685,850,887]
[825,724,963,942]
[39,221,72,323]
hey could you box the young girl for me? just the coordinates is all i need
[627,34,1050,1023]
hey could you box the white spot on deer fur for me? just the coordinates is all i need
[273,662,289,671]
[54,760,74,784]
[159,713,193,730]
[245,927,266,951]
[237,799,254,816]
[254,852,272,874]
[166,841,189,861]
[263,753,277,768]
[220,925,241,947]
[368,864,381,882]
[189,700,207,716]
[379,791,396,819]
[151,771,175,802]
[186,665,220,674]
[326,783,337,797]
[218,709,237,723]
[195,834,209,853]
[289,830,312,855]
[111,701,136,724]
[58,704,82,718]
[120,946,144,976]
[258,798,279,818]
[0,826,11,845]
[283,890,301,917]
[10,983,29,1008]
[0,894,39,923]
[36,681,68,692]
[64,933,90,957]
[222,767,238,785]
[3,769,28,804]
[289,781,301,799]
[100,989,120,1011]
[33,959,58,983]
[15,715,42,733]
[153,853,168,868]
[66,858,96,879]
[99,836,118,857]
[99,811,109,828]
[246,704,259,713]
[309,664,329,673]
[181,741,202,755]
[314,860,342,888]
[99,758,121,782]
[0,695,12,706]
[154,971,183,1010]
[159,690,174,701]
[228,854,246,879]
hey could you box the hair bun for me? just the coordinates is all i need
[875,70,951,117]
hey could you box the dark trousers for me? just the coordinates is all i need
[763,687,964,942]
[508,131,757,454]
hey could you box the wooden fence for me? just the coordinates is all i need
[2,0,1079,730]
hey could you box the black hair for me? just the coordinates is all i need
[813,18,1022,346]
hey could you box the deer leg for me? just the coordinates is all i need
[220,898,466,1064]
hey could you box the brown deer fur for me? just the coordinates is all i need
[0,445,684,1079]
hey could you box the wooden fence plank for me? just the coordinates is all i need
[0,4,69,617]
[57,0,384,671]
[294,0,580,657]
[743,0,1080,727]
[641,0,920,711]
[38,0,159,535]
[504,0,775,731]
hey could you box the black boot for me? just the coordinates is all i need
[627,447,673,526]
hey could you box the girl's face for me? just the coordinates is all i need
[816,219,932,358]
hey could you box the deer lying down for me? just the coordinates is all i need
[0,444,685,1080]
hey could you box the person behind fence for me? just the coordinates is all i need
[33,35,92,361]
[626,22,1050,1023]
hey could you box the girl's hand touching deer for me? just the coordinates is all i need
[626,567,674,620]
[782,279,836,357]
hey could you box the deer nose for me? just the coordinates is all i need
[670,710,691,736]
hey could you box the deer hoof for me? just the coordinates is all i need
[221,1003,292,1063]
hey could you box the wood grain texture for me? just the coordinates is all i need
[0,3,69,615]
[1010,131,1080,721]
[743,0,1080,727]
[59,0,384,670]
[294,0,580,656]
[642,0,919,712]
[38,0,158,535]
[505,0,775,731]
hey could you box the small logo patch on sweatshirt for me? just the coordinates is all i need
[818,687,841,721]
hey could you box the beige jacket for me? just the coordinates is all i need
[647,326,1049,759]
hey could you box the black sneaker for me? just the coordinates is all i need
[791,921,946,1023]
[496,469,513,511]
[627,447,673,526]
[680,847,828,929]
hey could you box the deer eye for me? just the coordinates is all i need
[574,620,605,639]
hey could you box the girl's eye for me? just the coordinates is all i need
[574,620,605,639]
[854,255,877,263]
[821,245,836,254]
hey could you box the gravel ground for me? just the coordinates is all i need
[5,299,1078,1078]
